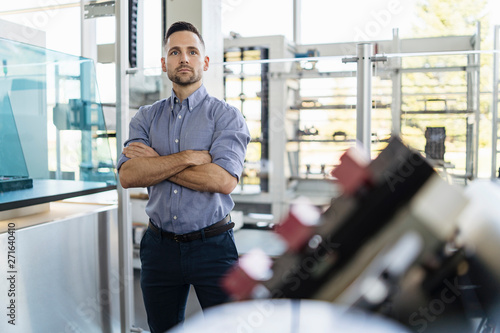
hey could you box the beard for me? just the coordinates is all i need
[167,66,203,86]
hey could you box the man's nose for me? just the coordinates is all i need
[180,52,189,63]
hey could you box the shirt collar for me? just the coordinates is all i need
[169,85,208,112]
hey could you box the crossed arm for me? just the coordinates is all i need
[118,142,238,194]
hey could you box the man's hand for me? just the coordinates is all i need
[119,141,214,188]
[123,142,159,158]
[182,149,212,166]
[122,142,211,166]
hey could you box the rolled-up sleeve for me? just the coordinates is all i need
[116,105,152,171]
[210,104,250,181]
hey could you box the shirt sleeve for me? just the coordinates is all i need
[210,103,251,181]
[116,104,153,171]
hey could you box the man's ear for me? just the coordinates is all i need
[204,55,210,71]
[161,57,167,72]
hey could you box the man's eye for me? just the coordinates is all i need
[171,51,179,55]
[190,51,197,55]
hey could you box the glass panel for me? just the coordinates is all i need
[0,37,115,208]
[0,93,29,179]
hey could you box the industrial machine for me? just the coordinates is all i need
[221,137,499,333]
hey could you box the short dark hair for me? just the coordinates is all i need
[164,21,205,49]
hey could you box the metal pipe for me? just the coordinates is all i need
[391,28,402,137]
[293,0,302,45]
[115,0,133,332]
[492,26,500,179]
[357,43,373,153]
[55,64,61,180]
[216,50,498,67]
[473,22,481,179]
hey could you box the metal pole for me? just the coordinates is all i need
[115,0,133,332]
[492,25,500,179]
[472,22,481,180]
[55,64,61,180]
[391,28,402,137]
[467,54,475,179]
[357,43,373,153]
[293,0,302,45]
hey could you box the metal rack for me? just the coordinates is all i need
[297,30,481,182]
[225,30,482,222]
[224,35,297,222]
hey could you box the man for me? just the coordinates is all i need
[117,21,250,332]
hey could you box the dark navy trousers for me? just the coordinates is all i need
[139,224,238,333]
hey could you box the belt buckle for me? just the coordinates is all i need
[174,234,187,242]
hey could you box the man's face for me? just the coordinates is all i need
[162,30,209,86]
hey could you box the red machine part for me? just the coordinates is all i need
[331,147,373,195]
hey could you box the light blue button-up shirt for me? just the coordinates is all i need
[117,85,250,233]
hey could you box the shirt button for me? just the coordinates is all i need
[173,216,177,220]
[190,107,193,111]
[178,114,182,119]
[175,139,179,143]
[174,189,178,194]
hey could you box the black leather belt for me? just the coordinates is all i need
[148,215,234,242]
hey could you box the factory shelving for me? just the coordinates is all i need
[224,47,270,194]
[222,31,482,221]
[399,51,480,182]
[285,69,393,180]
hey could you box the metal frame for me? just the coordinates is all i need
[227,32,482,222]
[293,34,480,169]
[356,43,373,153]
[391,28,402,136]
[84,0,115,18]
[293,0,302,45]
[115,0,134,331]
[492,25,500,179]
[468,22,481,179]
[341,43,379,153]
[341,44,388,154]
[295,35,478,57]
[82,1,134,331]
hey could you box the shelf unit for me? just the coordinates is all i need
[224,46,269,193]
[398,39,481,182]
[224,30,482,222]
[224,36,301,221]
[285,71,393,179]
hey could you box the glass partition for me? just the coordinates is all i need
[0,38,116,210]
[0,90,30,191]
